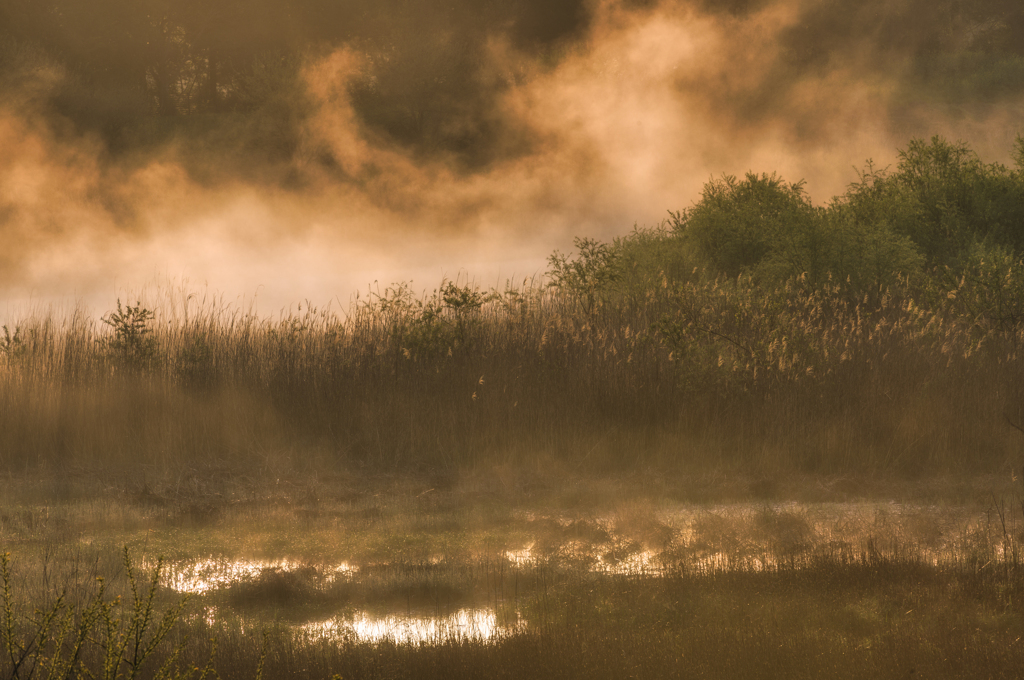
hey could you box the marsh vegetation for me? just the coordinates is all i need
[5,0,1024,674]
[4,474,1024,679]
[4,135,1024,677]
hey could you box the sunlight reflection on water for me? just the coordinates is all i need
[504,500,1000,575]
[149,498,1014,646]
[157,558,357,594]
[154,500,999,599]
[299,608,503,644]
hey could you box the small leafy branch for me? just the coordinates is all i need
[440,281,485,345]
[1,325,24,360]
[547,237,621,315]
[101,300,157,368]
[1,548,214,680]
[364,280,492,358]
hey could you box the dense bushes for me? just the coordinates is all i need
[671,173,819,280]
[666,136,1024,291]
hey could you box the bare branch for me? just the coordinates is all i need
[1003,412,1024,437]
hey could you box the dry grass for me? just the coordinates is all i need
[1,266,1022,480]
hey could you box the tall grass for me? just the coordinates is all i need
[1,263,1021,478]
[3,135,1023,479]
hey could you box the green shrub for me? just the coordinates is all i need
[671,172,818,281]
[820,185,925,291]
[841,136,1024,266]
[361,280,491,360]
[929,241,1024,334]
[1,548,211,680]
[100,300,157,370]
[547,237,621,314]
[670,170,924,290]
[667,137,1024,294]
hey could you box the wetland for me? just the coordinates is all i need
[4,470,1024,679]
[4,135,1024,677]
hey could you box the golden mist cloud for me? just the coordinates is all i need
[1,0,1021,317]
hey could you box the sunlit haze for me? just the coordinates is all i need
[2,0,1021,313]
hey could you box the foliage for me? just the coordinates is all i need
[815,202,925,291]
[670,172,818,281]
[603,225,697,306]
[363,279,491,359]
[3,135,1024,475]
[1,549,210,680]
[654,273,988,400]
[101,300,157,370]
[668,137,1024,292]
[547,237,621,314]
[930,241,1024,335]
[1013,134,1024,174]
[6,481,1024,679]
[0,326,25,361]
[669,166,928,290]
[840,136,1024,266]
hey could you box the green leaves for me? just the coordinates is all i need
[670,137,1024,292]
[364,280,491,359]
[1,549,206,680]
[547,237,621,315]
[101,300,157,370]
[932,242,1024,334]
[672,172,816,280]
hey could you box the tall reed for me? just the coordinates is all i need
[2,257,1022,479]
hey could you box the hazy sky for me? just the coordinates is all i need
[2,0,1021,316]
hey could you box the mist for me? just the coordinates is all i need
[1,0,1022,314]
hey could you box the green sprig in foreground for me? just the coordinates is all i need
[1,548,214,680]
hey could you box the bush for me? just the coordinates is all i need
[671,171,923,290]
[841,136,1024,266]
[100,300,157,370]
[547,237,621,314]
[668,137,1024,293]
[671,172,818,281]
[820,180,925,290]
[929,241,1024,334]
[1,549,210,680]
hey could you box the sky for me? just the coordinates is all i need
[1,0,1021,317]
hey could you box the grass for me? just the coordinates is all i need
[4,134,1024,677]
[1,262,1022,482]
[3,474,1024,679]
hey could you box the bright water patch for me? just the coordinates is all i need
[154,500,1002,596]
[300,608,505,644]
[507,500,1004,574]
[157,557,357,594]
[150,500,1010,647]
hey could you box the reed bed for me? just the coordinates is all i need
[1,254,1023,480]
